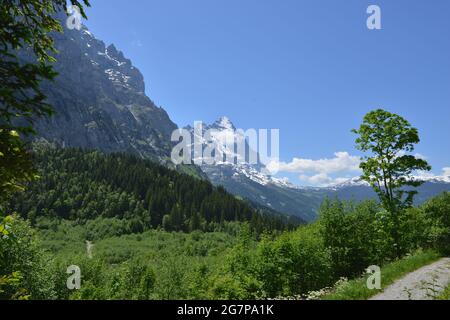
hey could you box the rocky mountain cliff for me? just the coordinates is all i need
[34,22,177,162]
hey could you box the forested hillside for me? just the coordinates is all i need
[9,144,300,235]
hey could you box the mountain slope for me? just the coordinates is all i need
[184,117,322,221]
[34,22,176,162]
[201,163,322,222]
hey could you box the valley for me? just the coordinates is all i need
[1,2,449,303]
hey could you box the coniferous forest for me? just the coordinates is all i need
[10,144,297,236]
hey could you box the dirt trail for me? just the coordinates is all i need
[370,257,450,300]
[86,240,94,259]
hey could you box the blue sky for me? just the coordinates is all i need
[83,0,450,186]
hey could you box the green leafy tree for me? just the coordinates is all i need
[422,192,450,254]
[0,0,90,201]
[353,109,431,256]
[353,109,431,210]
[0,131,37,202]
[0,215,55,299]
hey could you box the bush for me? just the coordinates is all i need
[214,224,333,299]
[422,192,450,254]
[397,207,431,253]
[207,224,262,299]
[318,197,439,280]
[319,199,384,277]
[0,215,55,299]
[256,225,333,296]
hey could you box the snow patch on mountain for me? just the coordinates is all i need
[213,116,235,131]
[328,173,450,190]
[185,117,295,189]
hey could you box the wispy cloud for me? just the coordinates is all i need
[131,39,143,47]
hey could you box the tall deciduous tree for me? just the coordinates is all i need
[353,109,431,255]
[353,109,431,211]
[0,0,90,202]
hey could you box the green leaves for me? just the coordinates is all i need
[0,0,89,204]
[353,109,431,212]
[353,109,432,257]
[0,214,54,299]
[353,109,419,154]
[422,192,450,255]
[0,272,30,300]
[0,130,36,201]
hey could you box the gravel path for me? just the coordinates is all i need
[86,240,94,259]
[370,257,450,300]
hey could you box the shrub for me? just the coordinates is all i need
[319,199,383,277]
[268,225,333,295]
[0,215,55,299]
[422,192,450,254]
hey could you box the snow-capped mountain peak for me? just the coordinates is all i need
[413,174,450,184]
[327,177,369,190]
[184,117,292,188]
[211,116,235,130]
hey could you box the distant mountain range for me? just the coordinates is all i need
[185,117,450,222]
[327,176,450,206]
[33,22,450,223]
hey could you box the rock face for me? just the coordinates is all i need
[35,23,177,161]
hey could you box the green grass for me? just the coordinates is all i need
[322,250,442,300]
[436,283,450,300]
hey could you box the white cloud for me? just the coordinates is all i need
[272,149,445,187]
[298,173,356,187]
[416,167,450,179]
[277,151,361,175]
[415,170,435,179]
[299,173,329,185]
[274,151,361,187]
[414,153,427,160]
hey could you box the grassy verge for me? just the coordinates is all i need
[436,283,450,300]
[322,250,441,300]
